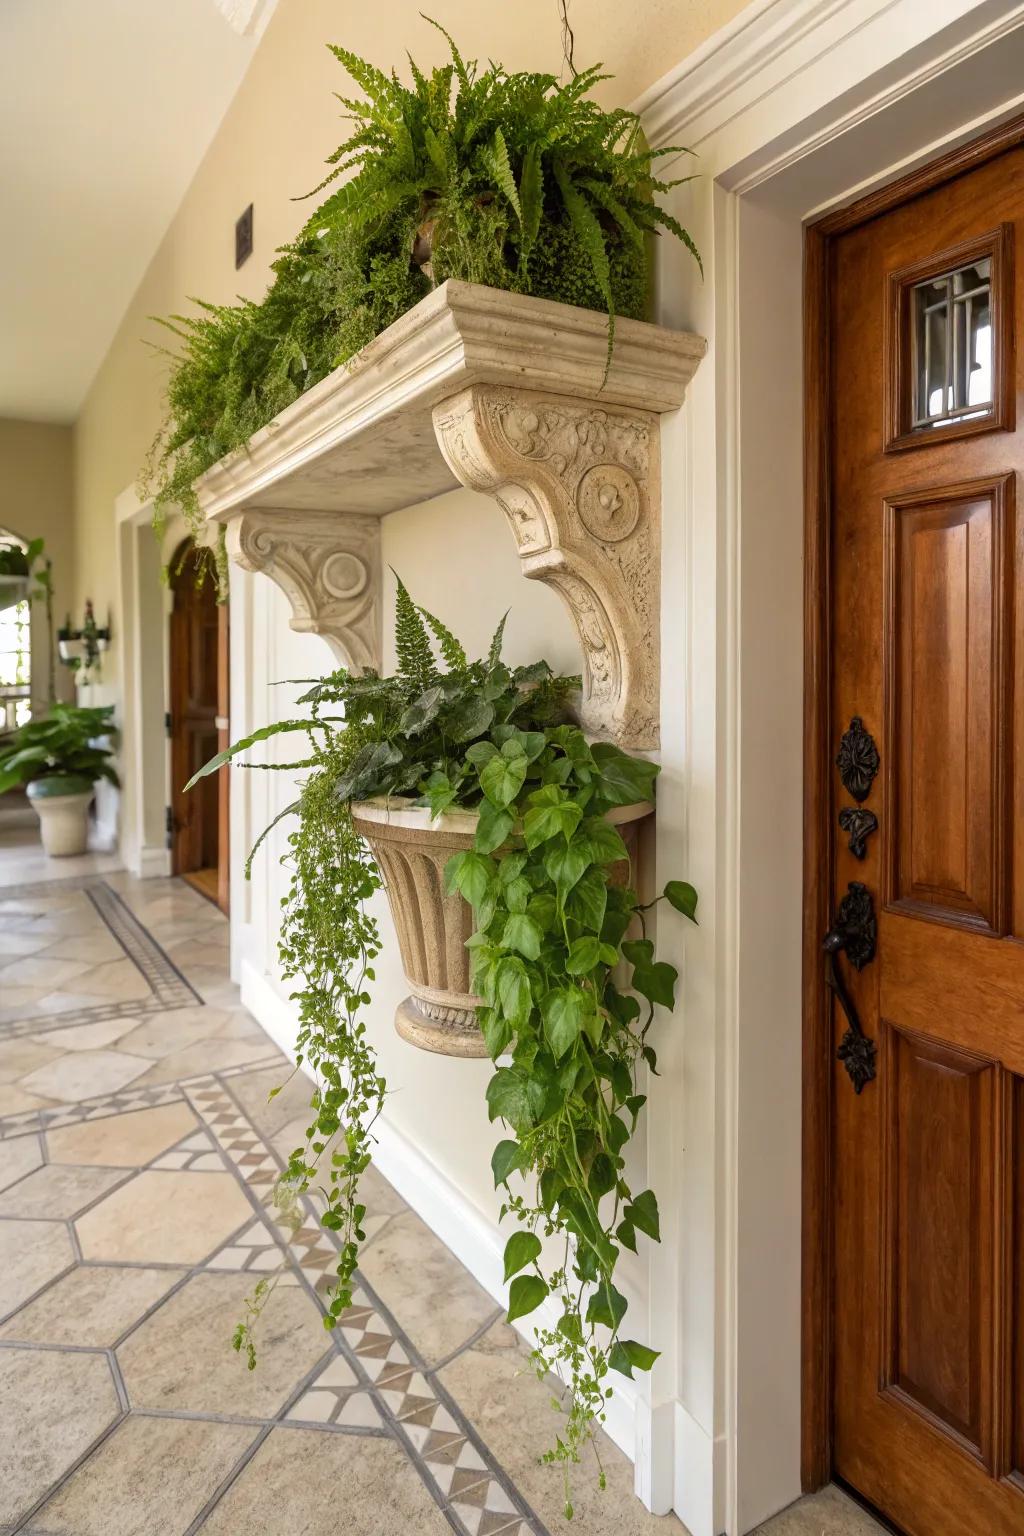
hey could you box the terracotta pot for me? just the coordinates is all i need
[350,797,652,1058]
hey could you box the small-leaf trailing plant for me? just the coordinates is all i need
[142,20,699,589]
[191,579,696,1515]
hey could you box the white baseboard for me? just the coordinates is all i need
[673,1400,727,1536]
[237,957,640,1464]
[137,844,172,878]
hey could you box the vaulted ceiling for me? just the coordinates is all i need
[0,0,273,422]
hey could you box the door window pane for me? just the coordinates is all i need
[912,259,992,430]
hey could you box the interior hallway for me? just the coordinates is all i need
[0,842,883,1535]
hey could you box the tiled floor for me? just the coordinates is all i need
[0,847,886,1536]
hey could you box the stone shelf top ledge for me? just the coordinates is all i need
[199,281,706,748]
[195,281,705,521]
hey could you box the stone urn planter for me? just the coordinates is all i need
[351,797,652,1058]
[26,775,95,857]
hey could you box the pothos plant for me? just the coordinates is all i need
[192,579,696,1514]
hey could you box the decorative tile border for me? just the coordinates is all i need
[0,877,202,1039]
[195,1075,551,1536]
[0,1054,283,1140]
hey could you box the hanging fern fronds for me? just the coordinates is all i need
[143,19,701,580]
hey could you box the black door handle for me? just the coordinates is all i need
[824,882,877,1094]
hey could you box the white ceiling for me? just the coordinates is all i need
[0,0,273,423]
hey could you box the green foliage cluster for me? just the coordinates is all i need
[0,541,28,578]
[142,21,699,589]
[195,580,697,1512]
[0,703,119,794]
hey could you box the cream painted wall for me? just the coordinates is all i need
[71,0,746,681]
[0,417,75,711]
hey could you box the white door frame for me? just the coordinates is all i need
[113,485,214,879]
[633,3,1024,1531]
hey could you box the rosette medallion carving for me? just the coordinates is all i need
[433,385,661,748]
[225,509,381,672]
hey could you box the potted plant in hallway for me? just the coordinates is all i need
[0,702,119,856]
[189,580,697,1510]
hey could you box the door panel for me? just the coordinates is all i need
[881,1026,999,1462]
[170,544,220,881]
[825,134,1024,1534]
[882,476,1012,933]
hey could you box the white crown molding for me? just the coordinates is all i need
[212,0,277,40]
[635,0,1024,194]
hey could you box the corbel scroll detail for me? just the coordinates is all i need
[432,385,661,749]
[224,509,381,672]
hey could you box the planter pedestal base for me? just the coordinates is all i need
[395,995,488,1058]
[28,790,94,857]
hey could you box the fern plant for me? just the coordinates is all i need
[141,22,699,581]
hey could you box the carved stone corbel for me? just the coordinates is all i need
[224,509,381,672]
[433,386,661,748]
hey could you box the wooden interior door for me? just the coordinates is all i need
[821,136,1024,1533]
[169,544,220,897]
[216,593,230,916]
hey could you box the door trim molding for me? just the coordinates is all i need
[801,103,1024,1492]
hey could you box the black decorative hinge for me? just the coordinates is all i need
[836,716,880,803]
[838,806,878,860]
[824,881,877,1093]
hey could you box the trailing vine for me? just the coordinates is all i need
[196,579,696,1515]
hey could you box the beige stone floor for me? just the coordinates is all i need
[0,842,888,1536]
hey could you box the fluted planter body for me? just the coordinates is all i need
[351,797,651,1057]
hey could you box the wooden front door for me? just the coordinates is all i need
[817,132,1024,1533]
[169,543,226,908]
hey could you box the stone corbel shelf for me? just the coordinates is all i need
[196,280,705,748]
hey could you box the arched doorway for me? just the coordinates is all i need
[168,541,229,912]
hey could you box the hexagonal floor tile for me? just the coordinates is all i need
[0,1262,186,1346]
[0,1345,120,1526]
[0,1163,126,1219]
[118,1271,330,1416]
[199,1429,454,1536]
[32,1412,253,1536]
[113,1007,231,1059]
[0,1130,43,1191]
[46,1102,197,1167]
[20,1049,151,1104]
[75,1169,252,1263]
[0,1217,74,1317]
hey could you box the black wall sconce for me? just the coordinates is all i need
[58,600,110,678]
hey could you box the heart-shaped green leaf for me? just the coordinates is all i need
[503,1229,542,1281]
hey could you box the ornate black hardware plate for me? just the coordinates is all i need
[838,806,878,860]
[836,717,880,803]
[824,881,877,1093]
